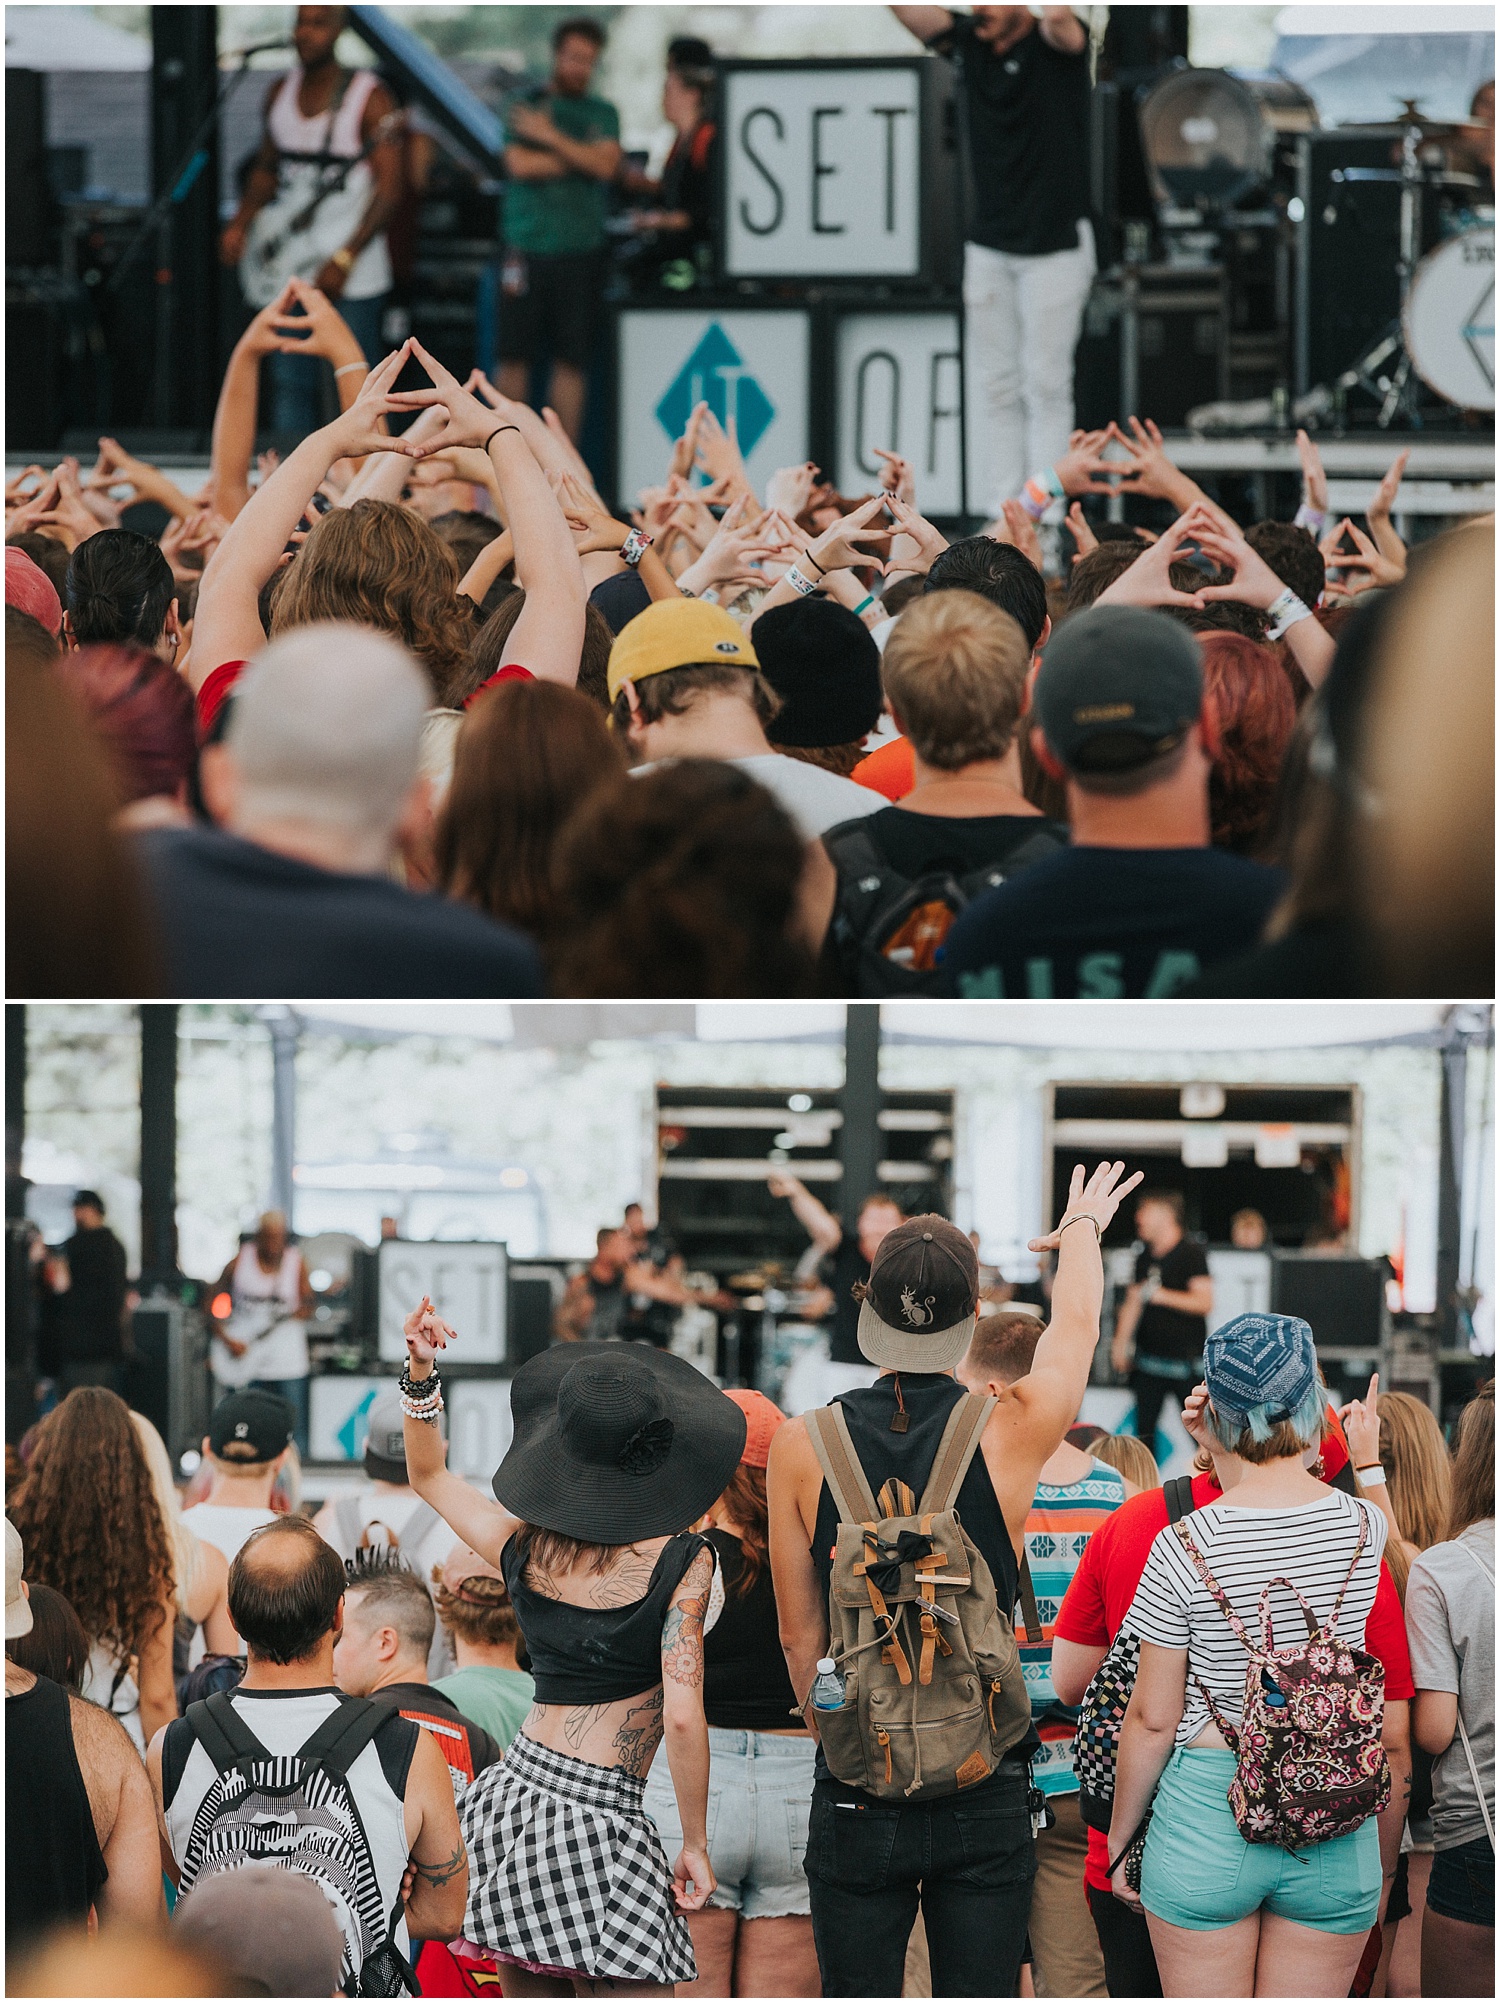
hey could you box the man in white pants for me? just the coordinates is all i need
[893,5,1095,516]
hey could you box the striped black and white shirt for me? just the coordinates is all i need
[1126,1490,1387,1745]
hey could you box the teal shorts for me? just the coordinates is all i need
[1141,1748,1381,1935]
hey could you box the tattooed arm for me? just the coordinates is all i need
[661,1546,716,1914]
[401,1724,469,1940]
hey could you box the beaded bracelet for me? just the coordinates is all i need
[399,1359,441,1398]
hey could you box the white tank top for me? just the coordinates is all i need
[243,67,392,305]
[165,1688,415,1976]
[328,1486,460,1678]
[212,1243,308,1386]
[81,1640,144,1753]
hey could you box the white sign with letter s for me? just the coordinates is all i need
[723,65,922,278]
[376,1239,508,1365]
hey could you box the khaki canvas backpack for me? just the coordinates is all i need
[804,1391,1035,1799]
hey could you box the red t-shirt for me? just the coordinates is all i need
[852,736,915,801]
[1055,1463,1414,1890]
[463,662,535,709]
[195,660,248,739]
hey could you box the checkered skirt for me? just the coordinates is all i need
[459,1732,698,1986]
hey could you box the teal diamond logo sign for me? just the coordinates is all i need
[336,1384,379,1460]
[656,324,776,459]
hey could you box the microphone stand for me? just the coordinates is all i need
[108,41,283,425]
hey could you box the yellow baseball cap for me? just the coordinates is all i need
[606,597,759,702]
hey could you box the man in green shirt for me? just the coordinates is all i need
[497,16,622,442]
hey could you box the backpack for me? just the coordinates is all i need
[1073,1474,1196,1833]
[177,1690,418,1997]
[804,1392,1034,1799]
[822,819,1065,997]
[1172,1510,1391,1849]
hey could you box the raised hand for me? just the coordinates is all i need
[403,1294,458,1370]
[1363,452,1410,571]
[1094,510,1209,611]
[873,447,916,506]
[765,460,819,519]
[668,400,707,484]
[1066,500,1098,561]
[1319,518,1405,599]
[1190,513,1293,611]
[1180,1381,1215,1455]
[1029,1160,1145,1252]
[383,337,528,457]
[269,276,365,366]
[883,492,949,575]
[1295,427,1329,517]
[692,403,750,493]
[1104,416,1182,499]
[995,498,1043,571]
[803,493,894,576]
[678,497,790,595]
[1337,1372,1382,1471]
[323,342,421,459]
[237,278,303,360]
[1055,427,1124,497]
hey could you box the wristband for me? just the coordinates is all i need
[483,425,521,454]
[1293,502,1327,537]
[1265,585,1312,640]
[1058,1213,1101,1242]
[852,594,876,616]
[620,526,654,568]
[1355,1462,1388,1486]
[784,562,819,598]
[333,361,368,379]
[1021,465,1066,522]
[801,547,827,575]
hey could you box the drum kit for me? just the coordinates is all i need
[1324,103,1494,423]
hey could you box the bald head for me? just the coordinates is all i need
[224,624,429,840]
[229,1517,346,1664]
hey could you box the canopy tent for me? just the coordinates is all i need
[293,1001,1469,1052]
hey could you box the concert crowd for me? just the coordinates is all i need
[5,1163,1495,1999]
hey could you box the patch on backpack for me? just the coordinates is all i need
[955,1751,992,1788]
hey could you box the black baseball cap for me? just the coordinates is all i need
[1034,607,1203,775]
[858,1215,979,1371]
[209,1389,295,1462]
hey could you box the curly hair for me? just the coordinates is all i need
[269,499,472,705]
[716,1464,770,1600]
[547,759,815,997]
[10,1387,175,1661]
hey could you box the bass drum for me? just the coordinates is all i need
[1402,227,1495,410]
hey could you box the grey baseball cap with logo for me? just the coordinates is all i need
[1034,606,1204,774]
[857,1215,980,1371]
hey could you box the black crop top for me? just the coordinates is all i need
[702,1527,801,1733]
[501,1530,711,1706]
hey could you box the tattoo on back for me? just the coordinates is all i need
[611,1689,664,1777]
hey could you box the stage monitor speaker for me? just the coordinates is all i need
[6,69,58,268]
[1100,8,1190,76]
[1075,267,1228,430]
[507,1268,563,1369]
[1292,130,1451,400]
[1090,78,1158,268]
[1270,1254,1386,1354]
[127,1295,212,1464]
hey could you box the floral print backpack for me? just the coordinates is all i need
[1172,1512,1391,1849]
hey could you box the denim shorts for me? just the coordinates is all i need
[643,1728,815,1919]
[1140,1748,1381,1935]
[1427,1837,1495,1929]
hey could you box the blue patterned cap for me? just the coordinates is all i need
[1204,1312,1317,1430]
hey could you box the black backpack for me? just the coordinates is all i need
[822,817,1065,996]
[177,1691,418,1997]
[1071,1474,1197,1833]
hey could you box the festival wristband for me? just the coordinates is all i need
[784,563,819,598]
[620,526,654,568]
[333,361,368,379]
[1356,1462,1388,1486]
[1020,465,1066,521]
[1293,502,1327,536]
[1265,585,1312,640]
[1058,1213,1102,1242]
[852,594,876,616]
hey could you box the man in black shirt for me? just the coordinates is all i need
[941,607,1285,997]
[893,5,1094,515]
[49,1191,130,1397]
[768,1173,906,1381]
[1110,1188,1213,1460]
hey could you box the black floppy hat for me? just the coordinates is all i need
[493,1346,747,1543]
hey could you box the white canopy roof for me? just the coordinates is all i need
[292,1002,1468,1052]
[5,6,149,70]
[1273,6,1495,35]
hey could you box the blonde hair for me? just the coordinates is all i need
[880,589,1031,770]
[419,708,464,812]
[1090,1433,1160,1492]
[1377,1391,1452,1552]
[129,1409,202,1615]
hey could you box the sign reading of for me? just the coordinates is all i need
[722,64,922,279]
[835,312,964,517]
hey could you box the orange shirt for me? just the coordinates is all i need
[852,736,915,801]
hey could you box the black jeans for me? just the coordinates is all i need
[806,1763,1036,1997]
[1086,1881,1163,1996]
